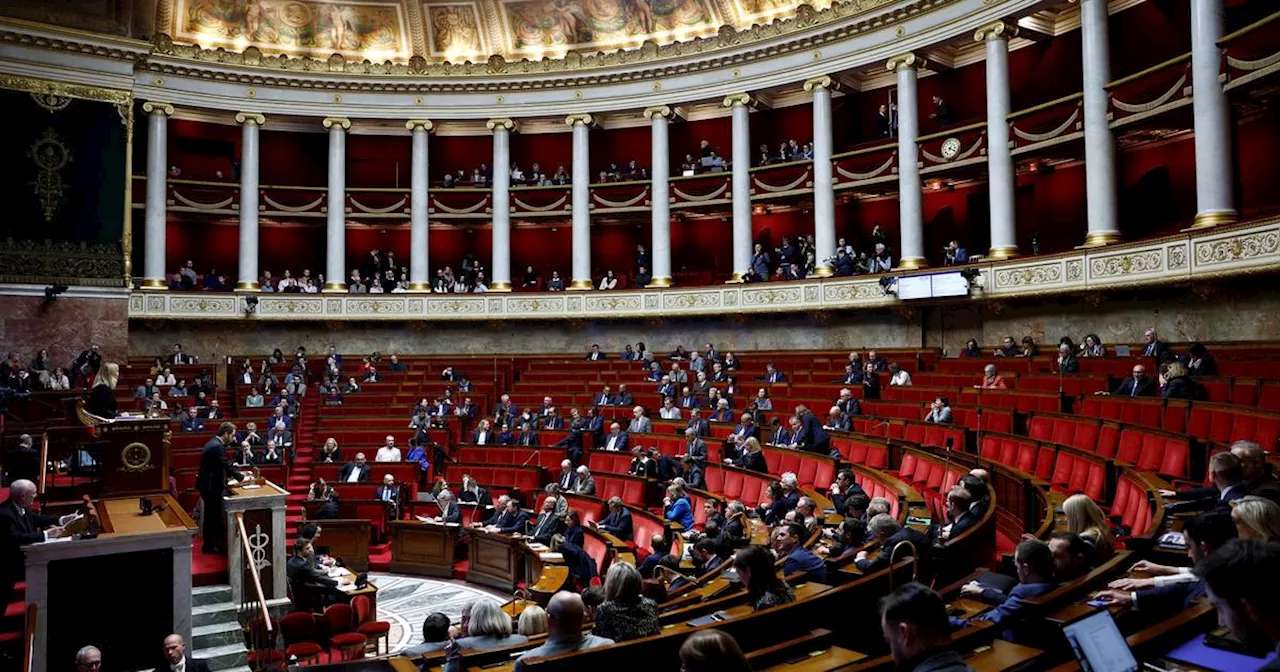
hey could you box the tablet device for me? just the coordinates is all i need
[1062,610,1140,672]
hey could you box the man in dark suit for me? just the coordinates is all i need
[629,447,657,478]
[595,497,633,542]
[338,453,371,483]
[594,386,615,406]
[836,390,862,417]
[767,419,792,446]
[856,514,930,576]
[433,490,462,525]
[1166,451,1247,515]
[601,422,629,452]
[585,344,607,361]
[790,407,830,455]
[880,583,973,672]
[1140,328,1169,360]
[1097,512,1235,614]
[170,343,193,365]
[774,522,827,584]
[1,480,66,609]
[375,473,400,520]
[760,479,800,526]
[637,535,669,578]
[555,460,577,491]
[287,538,347,607]
[2,434,39,486]
[1164,440,1280,507]
[941,486,980,542]
[682,428,708,466]
[615,384,634,406]
[749,243,771,281]
[835,364,864,386]
[828,469,866,514]
[197,422,243,554]
[763,363,787,383]
[162,634,210,672]
[516,423,540,446]
[472,419,496,445]
[952,539,1054,642]
[488,498,529,534]
[686,408,710,438]
[182,407,206,433]
[529,497,566,544]
[679,387,699,409]
[680,456,704,489]
[1112,364,1157,397]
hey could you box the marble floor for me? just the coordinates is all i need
[369,573,509,654]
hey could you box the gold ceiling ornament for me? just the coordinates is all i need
[322,116,352,130]
[803,75,834,91]
[886,52,926,71]
[405,119,435,132]
[30,90,72,113]
[235,112,266,126]
[0,74,132,105]
[28,128,72,223]
[973,20,1018,42]
[642,105,673,119]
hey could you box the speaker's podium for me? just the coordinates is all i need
[23,495,197,672]
[223,478,290,606]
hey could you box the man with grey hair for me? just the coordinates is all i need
[626,405,652,434]
[75,645,102,672]
[1162,440,1280,507]
[594,496,632,542]
[2,479,68,608]
[680,427,707,465]
[514,591,613,670]
[162,633,210,672]
[855,513,929,574]
[3,433,38,485]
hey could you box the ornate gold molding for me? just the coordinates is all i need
[974,21,1018,43]
[887,52,926,72]
[1188,211,1239,230]
[896,257,928,270]
[405,119,434,132]
[486,118,516,132]
[322,117,351,130]
[1080,230,1124,248]
[565,114,595,127]
[803,75,834,92]
[0,74,132,105]
[722,93,753,108]
[142,101,174,116]
[234,112,265,126]
[986,246,1021,261]
[643,105,674,120]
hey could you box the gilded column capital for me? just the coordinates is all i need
[722,93,753,108]
[803,76,834,92]
[643,105,673,120]
[142,101,174,116]
[886,53,926,72]
[486,118,517,132]
[405,119,435,132]
[235,112,266,126]
[974,21,1019,43]
[322,116,351,130]
[565,113,594,127]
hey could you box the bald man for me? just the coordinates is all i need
[1,479,68,608]
[514,591,614,670]
[162,634,210,672]
[75,645,101,672]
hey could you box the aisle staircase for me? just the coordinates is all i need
[191,585,251,672]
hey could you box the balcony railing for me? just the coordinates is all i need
[1105,54,1192,126]
[1221,10,1280,91]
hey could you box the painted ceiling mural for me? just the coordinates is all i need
[166,0,840,63]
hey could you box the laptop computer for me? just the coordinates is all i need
[1062,610,1140,672]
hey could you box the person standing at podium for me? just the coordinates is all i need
[197,422,243,554]
[1,480,66,610]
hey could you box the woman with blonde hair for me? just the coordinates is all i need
[319,438,341,463]
[1231,496,1280,541]
[86,361,119,419]
[1064,493,1115,563]
[443,601,528,672]
[592,562,660,642]
[516,605,546,636]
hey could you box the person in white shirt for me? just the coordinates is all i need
[659,397,682,420]
[375,435,402,462]
[603,422,626,451]
[888,363,912,386]
[598,271,618,290]
[156,368,176,387]
[277,270,296,292]
[473,419,493,445]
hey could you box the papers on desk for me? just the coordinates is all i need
[237,483,261,490]
[327,567,346,577]
[539,552,564,562]
[527,542,549,552]
[336,583,358,592]
[35,536,73,545]
[415,515,433,523]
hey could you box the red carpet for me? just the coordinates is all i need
[369,542,392,572]
[452,560,469,581]
[192,546,229,586]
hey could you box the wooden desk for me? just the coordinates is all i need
[316,519,372,572]
[389,520,460,578]
[950,597,993,621]
[331,566,378,614]
[469,528,526,592]
[757,646,866,671]
[966,640,1046,672]
[225,479,289,604]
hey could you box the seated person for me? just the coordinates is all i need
[637,535,669,578]
[855,514,930,575]
[951,540,1054,642]
[593,496,633,542]
[403,612,452,656]
[513,592,613,670]
[880,583,975,672]
[1188,538,1280,668]
[938,486,978,542]
[819,518,867,558]
[484,497,529,534]
[758,476,800,526]
[285,538,349,607]
[773,522,827,583]
[338,453,371,483]
[1098,511,1236,612]
[529,497,566,544]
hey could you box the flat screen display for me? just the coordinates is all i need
[896,275,932,300]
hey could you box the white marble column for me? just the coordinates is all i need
[487,118,514,291]
[1080,0,1121,247]
[1189,0,1237,228]
[724,93,754,282]
[322,117,350,291]
[141,101,173,289]
[235,112,265,290]
[806,76,837,277]
[887,54,926,269]
[976,23,1020,260]
[567,114,594,290]
[645,105,674,287]
[407,119,434,290]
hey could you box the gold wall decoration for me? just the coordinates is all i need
[0,74,131,105]
[172,0,412,61]
[28,129,72,223]
[30,91,72,113]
